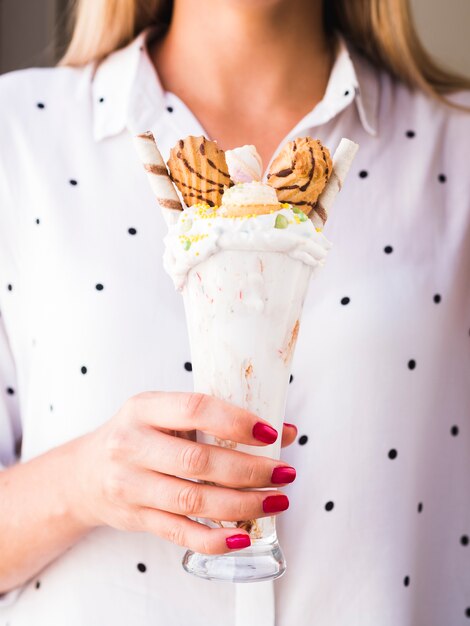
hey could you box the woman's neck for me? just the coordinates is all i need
[151,0,333,165]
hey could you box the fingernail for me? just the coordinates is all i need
[262,494,289,513]
[271,466,296,484]
[226,534,251,550]
[253,422,278,444]
[284,422,298,434]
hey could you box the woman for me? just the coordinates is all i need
[0,0,469,624]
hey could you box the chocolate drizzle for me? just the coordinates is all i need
[207,158,231,179]
[169,173,219,195]
[271,168,293,178]
[167,136,234,207]
[266,136,332,220]
[169,174,217,206]
[177,151,226,188]
[319,140,329,177]
[297,147,315,192]
[276,184,300,191]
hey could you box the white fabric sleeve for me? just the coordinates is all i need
[0,311,23,607]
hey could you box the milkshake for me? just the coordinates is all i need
[163,181,330,581]
[133,132,358,582]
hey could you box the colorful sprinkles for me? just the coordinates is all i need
[179,200,322,251]
[179,233,209,250]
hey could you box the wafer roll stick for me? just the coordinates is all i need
[312,138,359,229]
[133,131,183,228]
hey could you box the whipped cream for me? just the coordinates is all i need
[163,181,332,290]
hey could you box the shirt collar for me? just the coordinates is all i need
[291,35,380,136]
[345,39,380,137]
[91,29,380,142]
[91,30,166,141]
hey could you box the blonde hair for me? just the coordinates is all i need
[61,0,470,103]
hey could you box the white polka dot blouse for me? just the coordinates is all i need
[0,28,469,626]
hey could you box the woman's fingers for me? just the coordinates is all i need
[128,469,289,522]
[124,391,278,447]
[138,507,251,555]
[281,423,298,447]
[130,430,296,488]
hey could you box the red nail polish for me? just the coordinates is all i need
[271,466,296,484]
[226,534,251,550]
[253,422,278,444]
[262,494,289,513]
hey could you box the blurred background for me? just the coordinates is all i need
[0,0,469,76]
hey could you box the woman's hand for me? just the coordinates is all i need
[73,392,297,555]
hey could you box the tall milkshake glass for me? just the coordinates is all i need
[181,248,313,582]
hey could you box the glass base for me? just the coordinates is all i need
[182,538,286,583]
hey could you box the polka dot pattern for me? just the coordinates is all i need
[0,39,467,625]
